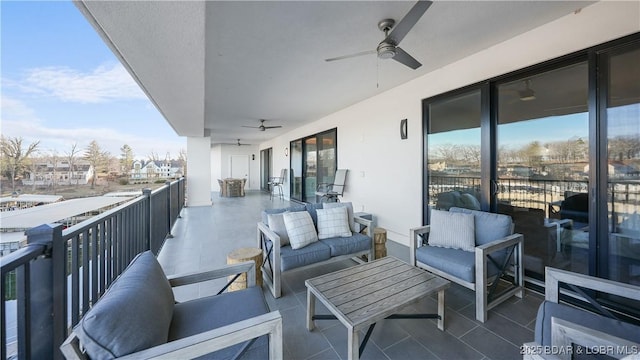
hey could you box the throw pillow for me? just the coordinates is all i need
[323,202,356,232]
[428,209,476,252]
[316,206,352,239]
[267,213,290,246]
[283,211,318,249]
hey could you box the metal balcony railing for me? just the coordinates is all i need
[1,178,185,360]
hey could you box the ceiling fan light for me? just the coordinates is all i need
[377,42,397,59]
[519,89,536,101]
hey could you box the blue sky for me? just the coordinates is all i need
[1,1,185,160]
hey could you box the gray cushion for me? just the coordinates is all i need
[169,286,269,359]
[415,245,504,283]
[74,251,175,359]
[261,205,306,225]
[535,301,640,346]
[319,233,371,257]
[305,203,324,227]
[278,241,331,271]
[267,213,290,246]
[449,207,512,246]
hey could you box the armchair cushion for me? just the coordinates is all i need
[450,207,512,246]
[74,251,175,359]
[415,246,505,283]
[316,207,352,239]
[283,211,319,249]
[267,213,290,246]
[169,286,270,359]
[428,209,476,252]
[534,300,640,347]
[324,202,356,232]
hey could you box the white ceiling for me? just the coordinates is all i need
[76,0,593,146]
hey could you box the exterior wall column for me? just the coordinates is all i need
[187,136,212,207]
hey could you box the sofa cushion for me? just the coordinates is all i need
[324,202,356,232]
[317,207,352,239]
[534,301,640,347]
[267,213,290,246]
[320,232,371,257]
[449,207,512,246]
[261,205,306,225]
[283,211,319,249]
[169,286,269,359]
[74,251,175,359]
[428,209,476,252]
[278,241,331,271]
[305,203,324,228]
[415,245,504,283]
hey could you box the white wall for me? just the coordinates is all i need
[210,144,261,191]
[258,1,640,246]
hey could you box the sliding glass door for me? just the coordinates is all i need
[290,129,337,203]
[496,61,589,280]
[260,147,272,192]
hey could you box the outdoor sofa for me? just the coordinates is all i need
[60,251,282,359]
[257,202,374,298]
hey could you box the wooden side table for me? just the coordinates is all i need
[373,227,387,259]
[226,247,263,291]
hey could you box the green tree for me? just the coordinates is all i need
[120,144,134,176]
[0,136,40,192]
[84,140,109,189]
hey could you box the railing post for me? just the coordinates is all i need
[143,188,152,252]
[166,181,173,238]
[22,223,65,360]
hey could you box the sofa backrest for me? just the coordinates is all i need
[261,205,306,225]
[74,251,175,359]
[449,207,513,246]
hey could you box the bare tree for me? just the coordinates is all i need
[120,144,134,176]
[0,136,40,192]
[84,140,109,189]
[48,150,61,193]
[178,148,187,179]
[147,151,160,179]
[66,143,81,186]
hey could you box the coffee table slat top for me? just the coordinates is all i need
[306,256,449,328]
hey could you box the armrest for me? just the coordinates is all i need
[167,260,256,288]
[409,225,431,266]
[545,267,640,303]
[117,311,283,360]
[354,216,374,236]
[475,233,523,256]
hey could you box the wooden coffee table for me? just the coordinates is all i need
[305,256,450,360]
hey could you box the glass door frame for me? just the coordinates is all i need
[289,128,338,203]
[422,33,640,286]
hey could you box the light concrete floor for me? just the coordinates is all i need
[158,190,541,360]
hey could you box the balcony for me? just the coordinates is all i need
[2,182,546,360]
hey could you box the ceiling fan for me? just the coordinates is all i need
[221,139,251,146]
[325,0,433,70]
[242,119,283,131]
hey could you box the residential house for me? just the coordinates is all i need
[22,160,94,186]
[130,160,184,180]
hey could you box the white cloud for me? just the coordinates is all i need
[18,63,147,103]
[1,96,184,159]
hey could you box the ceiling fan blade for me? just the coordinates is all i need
[325,50,376,62]
[241,125,259,128]
[263,126,283,129]
[385,1,432,45]
[393,47,422,69]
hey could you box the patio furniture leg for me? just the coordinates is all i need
[348,326,359,360]
[306,288,316,331]
[438,288,445,330]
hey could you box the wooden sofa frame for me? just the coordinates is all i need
[60,261,283,359]
[523,267,640,360]
[257,215,374,298]
[410,224,524,322]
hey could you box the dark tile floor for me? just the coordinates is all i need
[158,191,542,360]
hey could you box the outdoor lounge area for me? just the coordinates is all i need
[158,191,545,360]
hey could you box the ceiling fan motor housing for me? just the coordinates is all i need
[377,42,397,59]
